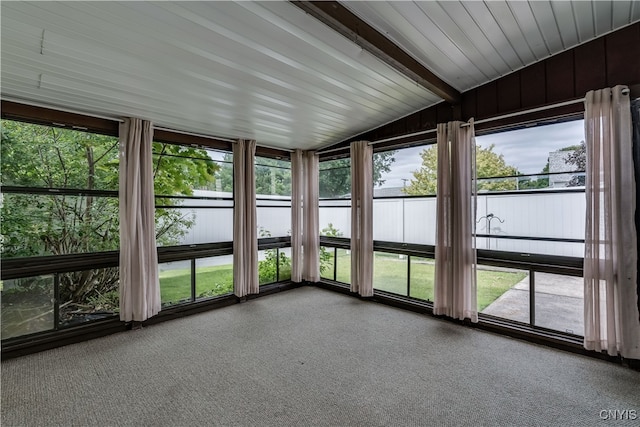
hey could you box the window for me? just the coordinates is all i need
[372,146,435,245]
[153,144,234,305]
[1,120,120,257]
[255,156,291,239]
[153,143,233,246]
[474,119,586,334]
[319,158,351,238]
[1,120,121,339]
[474,120,586,257]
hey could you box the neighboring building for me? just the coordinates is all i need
[548,150,576,188]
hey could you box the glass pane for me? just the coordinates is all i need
[374,146,434,196]
[152,143,221,196]
[475,120,585,184]
[255,156,291,196]
[372,197,436,244]
[477,266,528,316]
[534,273,583,335]
[58,268,119,328]
[257,206,291,238]
[196,256,233,299]
[278,247,292,281]
[320,246,336,280]
[319,159,350,199]
[373,252,407,295]
[159,260,192,306]
[1,120,119,191]
[258,249,277,285]
[476,191,585,257]
[155,205,233,246]
[409,257,434,301]
[335,249,351,284]
[1,193,119,258]
[1,275,54,339]
[320,202,351,238]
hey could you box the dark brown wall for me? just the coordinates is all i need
[339,22,640,150]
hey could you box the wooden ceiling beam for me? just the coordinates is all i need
[291,1,461,104]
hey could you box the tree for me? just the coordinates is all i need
[319,223,342,274]
[1,120,218,316]
[518,160,549,190]
[216,150,397,198]
[319,151,396,198]
[215,154,291,196]
[403,144,519,195]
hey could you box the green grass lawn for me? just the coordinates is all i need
[162,251,526,310]
[160,260,292,305]
[321,250,526,311]
[159,264,234,305]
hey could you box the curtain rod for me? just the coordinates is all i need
[459,97,584,128]
[460,87,629,128]
[154,126,234,142]
[319,87,632,153]
[316,97,582,154]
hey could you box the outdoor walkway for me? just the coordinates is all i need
[481,272,584,336]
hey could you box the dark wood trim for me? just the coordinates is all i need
[153,128,232,152]
[1,100,290,159]
[290,1,460,104]
[1,100,119,136]
[255,145,292,160]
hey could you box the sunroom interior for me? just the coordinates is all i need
[2,1,640,424]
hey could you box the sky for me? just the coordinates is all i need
[375,119,585,189]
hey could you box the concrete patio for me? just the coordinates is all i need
[481,272,584,336]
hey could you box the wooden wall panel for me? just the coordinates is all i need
[405,110,422,134]
[606,24,640,87]
[520,62,546,108]
[476,81,498,118]
[436,102,454,123]
[497,72,521,113]
[461,89,477,120]
[421,106,438,130]
[545,50,575,103]
[574,38,607,95]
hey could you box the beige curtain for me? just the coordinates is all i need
[350,141,373,297]
[303,151,320,282]
[119,118,161,322]
[583,86,640,358]
[433,121,478,322]
[291,150,304,283]
[233,139,258,297]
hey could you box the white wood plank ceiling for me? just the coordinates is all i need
[2,2,639,150]
[342,1,640,92]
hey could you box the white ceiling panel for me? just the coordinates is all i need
[343,1,639,92]
[572,1,596,42]
[2,1,638,150]
[1,1,440,150]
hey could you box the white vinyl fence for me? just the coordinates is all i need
[174,190,585,258]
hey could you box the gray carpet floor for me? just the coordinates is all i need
[2,286,639,427]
